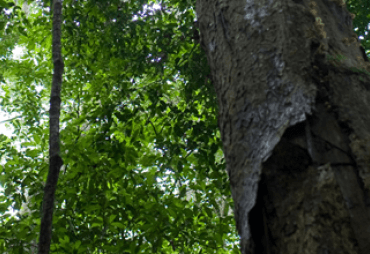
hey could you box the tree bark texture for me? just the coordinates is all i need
[196,0,370,253]
[38,0,64,253]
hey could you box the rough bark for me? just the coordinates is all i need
[38,0,64,253]
[196,0,370,253]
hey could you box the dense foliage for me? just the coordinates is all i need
[0,0,238,253]
[0,0,369,253]
[347,0,370,50]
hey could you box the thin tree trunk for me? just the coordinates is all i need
[196,0,370,253]
[38,0,64,253]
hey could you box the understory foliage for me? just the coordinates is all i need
[0,0,238,253]
[0,0,369,253]
[347,0,370,50]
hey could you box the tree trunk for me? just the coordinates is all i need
[196,0,370,253]
[38,0,64,253]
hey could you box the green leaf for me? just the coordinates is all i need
[109,214,117,223]
[111,222,125,229]
[74,240,81,249]
[0,0,8,8]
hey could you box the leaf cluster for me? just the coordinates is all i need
[0,0,238,253]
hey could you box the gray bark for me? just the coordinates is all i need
[196,0,370,253]
[38,0,64,253]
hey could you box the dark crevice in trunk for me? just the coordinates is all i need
[249,175,274,254]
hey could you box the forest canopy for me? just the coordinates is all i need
[0,0,369,253]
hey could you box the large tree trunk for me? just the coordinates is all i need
[196,0,370,253]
